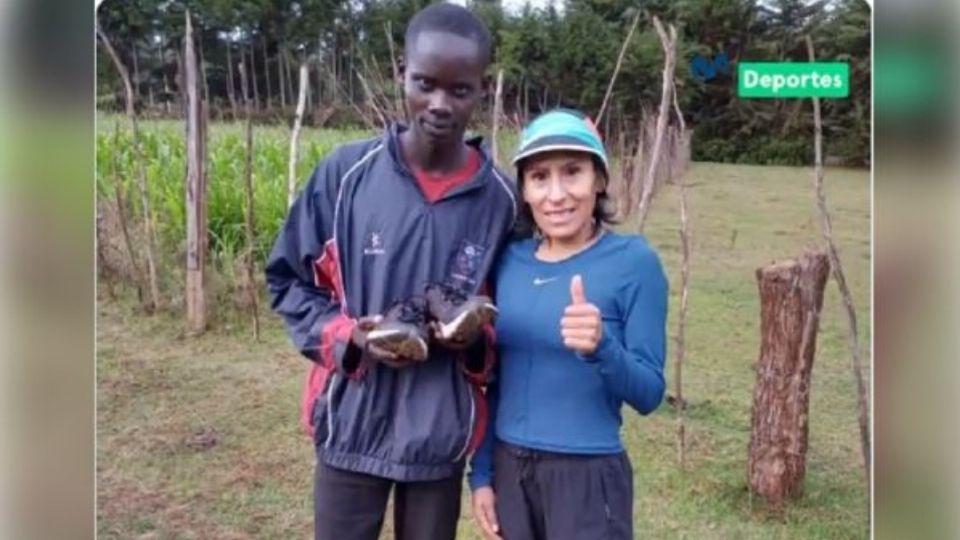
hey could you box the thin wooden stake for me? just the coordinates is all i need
[358,54,393,120]
[197,31,209,102]
[132,41,140,102]
[301,50,312,115]
[239,59,261,342]
[491,69,504,167]
[111,120,144,303]
[262,38,273,109]
[637,16,678,231]
[288,62,309,208]
[357,71,388,127]
[597,10,641,126]
[225,42,238,120]
[317,32,325,107]
[249,40,260,110]
[672,84,689,470]
[384,21,405,119]
[806,34,871,499]
[97,19,161,312]
[278,43,287,109]
[284,48,295,107]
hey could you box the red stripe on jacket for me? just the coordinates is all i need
[463,323,497,453]
[300,240,354,437]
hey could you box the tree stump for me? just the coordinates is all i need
[748,249,830,508]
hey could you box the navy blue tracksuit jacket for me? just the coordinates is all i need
[266,124,517,481]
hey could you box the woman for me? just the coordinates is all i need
[469,109,669,540]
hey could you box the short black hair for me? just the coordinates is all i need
[404,3,493,66]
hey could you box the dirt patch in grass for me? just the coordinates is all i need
[97,473,250,539]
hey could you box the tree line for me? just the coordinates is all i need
[96,0,870,166]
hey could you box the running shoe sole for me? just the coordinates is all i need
[437,302,498,342]
[366,327,429,361]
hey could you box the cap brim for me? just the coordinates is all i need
[512,135,608,168]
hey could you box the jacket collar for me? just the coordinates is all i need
[383,123,496,195]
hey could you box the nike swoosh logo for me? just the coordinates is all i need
[533,276,558,286]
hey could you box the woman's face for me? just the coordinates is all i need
[521,151,603,246]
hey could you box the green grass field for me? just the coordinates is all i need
[97,124,870,538]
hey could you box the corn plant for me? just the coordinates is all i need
[96,115,372,280]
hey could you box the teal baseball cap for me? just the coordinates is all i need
[512,108,609,176]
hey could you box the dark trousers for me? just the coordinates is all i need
[313,454,463,540]
[493,442,634,540]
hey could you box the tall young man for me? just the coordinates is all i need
[265,4,516,539]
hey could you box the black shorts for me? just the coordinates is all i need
[493,441,634,540]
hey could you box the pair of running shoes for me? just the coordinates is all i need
[359,282,498,362]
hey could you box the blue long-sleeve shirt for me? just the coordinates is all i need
[468,232,668,490]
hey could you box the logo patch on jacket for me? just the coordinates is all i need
[363,230,386,256]
[449,240,486,285]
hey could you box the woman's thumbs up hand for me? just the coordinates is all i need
[561,274,603,355]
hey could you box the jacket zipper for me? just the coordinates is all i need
[324,372,340,449]
[454,385,477,462]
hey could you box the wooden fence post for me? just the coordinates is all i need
[184,10,208,333]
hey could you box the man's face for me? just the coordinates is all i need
[403,31,486,147]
